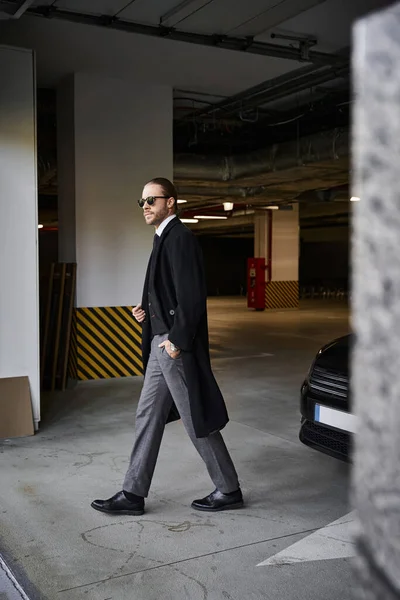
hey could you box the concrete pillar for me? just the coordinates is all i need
[254,206,299,309]
[57,74,173,381]
[0,46,40,427]
[352,4,400,599]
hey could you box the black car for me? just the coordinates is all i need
[299,334,355,462]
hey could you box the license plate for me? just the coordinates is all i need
[314,404,357,433]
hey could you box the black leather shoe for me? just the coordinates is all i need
[191,488,243,512]
[91,491,144,516]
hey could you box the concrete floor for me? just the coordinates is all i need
[0,298,353,600]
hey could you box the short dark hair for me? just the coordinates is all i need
[147,177,178,212]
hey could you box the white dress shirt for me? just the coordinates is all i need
[156,214,177,237]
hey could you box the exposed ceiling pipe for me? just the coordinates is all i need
[177,63,321,121]
[228,63,349,115]
[176,185,268,197]
[26,4,342,65]
[180,59,348,121]
[174,127,349,182]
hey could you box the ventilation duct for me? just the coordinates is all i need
[175,186,267,198]
[174,127,349,182]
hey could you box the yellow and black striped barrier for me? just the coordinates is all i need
[265,281,299,309]
[70,306,143,380]
[67,310,78,381]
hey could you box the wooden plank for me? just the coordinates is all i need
[40,262,55,387]
[60,263,77,391]
[50,263,66,391]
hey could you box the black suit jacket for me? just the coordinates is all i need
[140,217,229,438]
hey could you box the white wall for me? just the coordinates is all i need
[58,73,173,308]
[271,205,299,281]
[0,46,40,427]
[254,212,269,259]
[57,75,76,263]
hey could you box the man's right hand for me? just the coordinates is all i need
[132,304,146,323]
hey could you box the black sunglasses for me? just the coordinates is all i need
[137,196,169,208]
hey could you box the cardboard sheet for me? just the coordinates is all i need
[0,376,34,438]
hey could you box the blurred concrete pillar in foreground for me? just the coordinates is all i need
[352,3,400,599]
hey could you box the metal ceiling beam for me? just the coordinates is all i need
[0,0,34,18]
[160,0,214,27]
[28,4,343,66]
[12,0,34,18]
[228,0,327,38]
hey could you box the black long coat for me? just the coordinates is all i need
[140,217,229,438]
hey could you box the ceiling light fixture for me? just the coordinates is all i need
[265,206,279,210]
[181,218,199,223]
[177,199,187,204]
[223,202,234,211]
[350,196,360,202]
[194,215,228,220]
[38,224,44,229]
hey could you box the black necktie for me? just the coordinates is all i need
[153,234,160,250]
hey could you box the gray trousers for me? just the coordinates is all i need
[123,334,239,498]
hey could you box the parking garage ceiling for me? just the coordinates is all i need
[0,0,393,230]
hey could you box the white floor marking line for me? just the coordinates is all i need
[0,555,31,600]
[257,511,357,567]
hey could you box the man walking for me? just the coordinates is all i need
[91,177,242,516]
